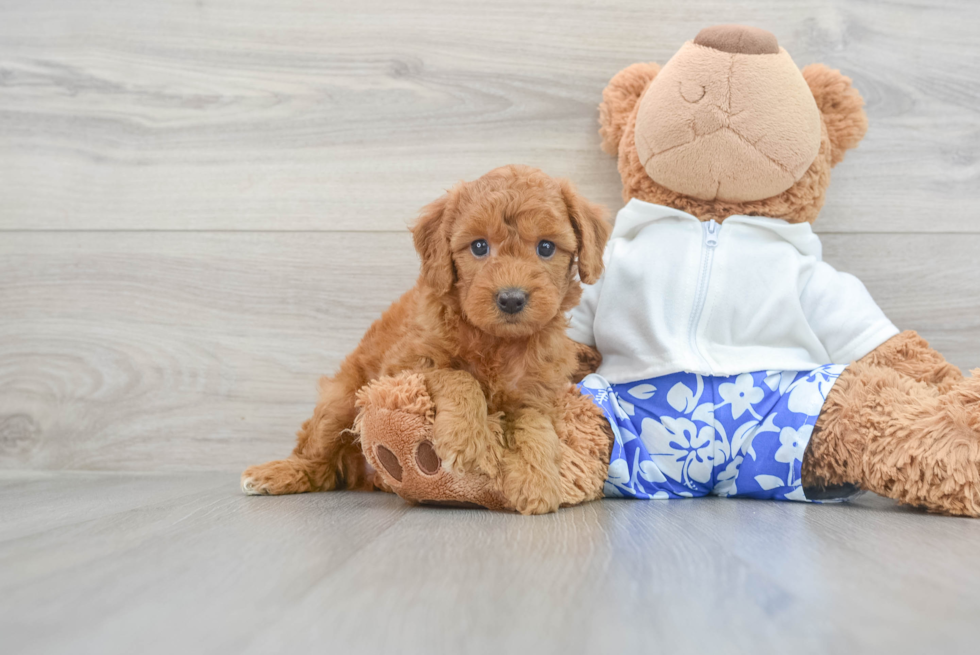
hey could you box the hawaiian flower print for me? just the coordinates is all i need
[642,417,718,488]
[578,365,854,503]
[786,368,843,415]
[718,373,765,419]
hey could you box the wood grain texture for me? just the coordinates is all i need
[1,0,979,232]
[0,231,978,472]
[0,231,419,471]
[3,471,980,655]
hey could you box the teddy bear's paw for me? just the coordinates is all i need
[950,371,980,410]
[368,427,508,511]
[372,438,441,488]
[356,375,509,511]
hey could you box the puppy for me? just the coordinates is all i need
[241,165,610,514]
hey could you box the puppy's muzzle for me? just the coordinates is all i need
[495,288,528,315]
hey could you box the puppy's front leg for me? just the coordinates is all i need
[423,369,506,479]
[500,408,564,515]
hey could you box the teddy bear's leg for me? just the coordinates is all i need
[355,375,614,513]
[859,331,963,393]
[804,359,980,516]
[354,372,509,511]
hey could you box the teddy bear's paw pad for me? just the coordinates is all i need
[415,440,440,475]
[375,445,403,482]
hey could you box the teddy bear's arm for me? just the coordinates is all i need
[570,341,602,383]
[566,267,603,349]
[858,330,964,391]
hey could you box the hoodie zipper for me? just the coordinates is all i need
[688,220,720,372]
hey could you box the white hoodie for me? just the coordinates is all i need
[567,199,898,383]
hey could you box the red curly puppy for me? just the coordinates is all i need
[241,165,610,514]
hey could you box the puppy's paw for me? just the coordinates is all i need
[500,453,563,515]
[241,472,268,496]
[241,458,318,496]
[421,369,505,478]
[435,414,505,479]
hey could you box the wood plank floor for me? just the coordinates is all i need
[3,471,980,655]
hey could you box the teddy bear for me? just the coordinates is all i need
[355,24,980,516]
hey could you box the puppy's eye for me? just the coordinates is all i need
[536,240,556,259]
[470,239,489,258]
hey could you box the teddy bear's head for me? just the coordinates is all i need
[600,24,868,223]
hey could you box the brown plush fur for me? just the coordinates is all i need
[354,372,510,511]
[803,331,980,515]
[241,165,612,514]
[355,371,612,510]
[596,26,980,516]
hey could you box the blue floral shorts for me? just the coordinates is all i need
[578,366,850,502]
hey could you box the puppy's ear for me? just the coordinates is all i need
[411,190,456,295]
[560,179,610,285]
[801,64,868,166]
[599,62,661,156]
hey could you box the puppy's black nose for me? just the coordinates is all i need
[495,288,528,315]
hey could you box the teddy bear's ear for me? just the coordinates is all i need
[599,62,661,156]
[411,190,457,295]
[559,178,611,285]
[801,64,869,166]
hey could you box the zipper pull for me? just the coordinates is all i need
[703,220,720,248]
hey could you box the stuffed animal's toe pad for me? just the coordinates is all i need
[373,439,439,482]
[356,373,509,511]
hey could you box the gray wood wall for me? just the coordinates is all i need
[2,0,978,472]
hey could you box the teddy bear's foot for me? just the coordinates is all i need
[865,370,980,516]
[354,373,510,511]
[810,361,980,516]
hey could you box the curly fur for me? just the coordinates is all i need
[241,165,612,514]
[354,372,613,511]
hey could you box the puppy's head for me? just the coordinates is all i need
[412,165,610,339]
